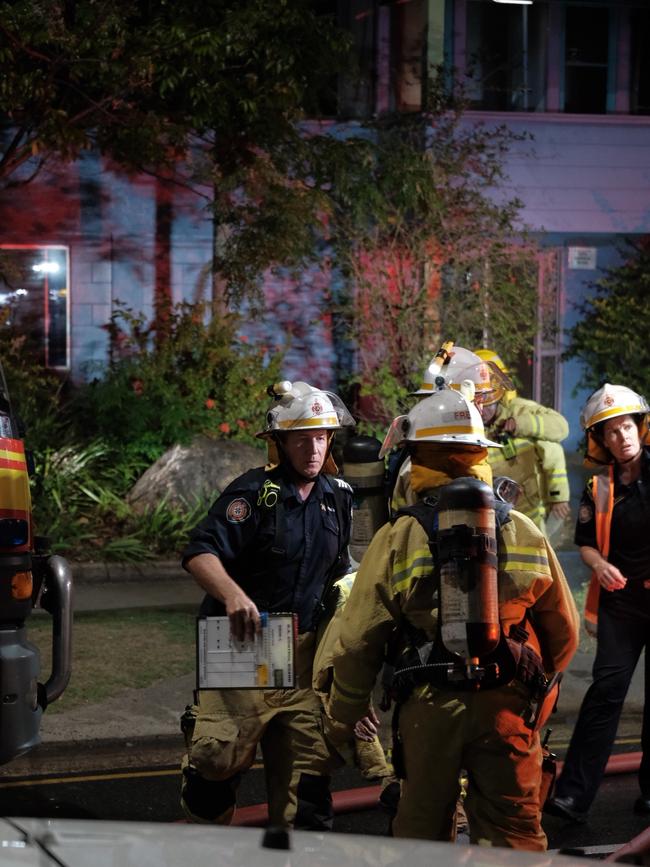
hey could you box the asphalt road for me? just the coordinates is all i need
[0,761,648,857]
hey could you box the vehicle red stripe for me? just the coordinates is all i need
[0,508,29,520]
[0,438,24,453]
[0,458,27,471]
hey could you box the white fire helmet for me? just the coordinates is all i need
[257,380,355,438]
[414,344,513,408]
[580,382,650,431]
[379,382,502,458]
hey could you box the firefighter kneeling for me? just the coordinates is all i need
[327,381,579,850]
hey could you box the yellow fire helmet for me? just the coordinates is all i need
[379,381,502,458]
[474,348,517,403]
[257,380,355,439]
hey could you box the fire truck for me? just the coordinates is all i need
[0,362,72,763]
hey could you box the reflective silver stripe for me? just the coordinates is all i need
[391,551,432,594]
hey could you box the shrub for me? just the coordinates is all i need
[1,300,283,560]
[70,300,283,463]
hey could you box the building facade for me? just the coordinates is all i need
[1,0,649,460]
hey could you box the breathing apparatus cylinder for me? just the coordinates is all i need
[436,477,500,660]
[343,435,388,564]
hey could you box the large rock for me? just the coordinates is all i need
[127,436,266,514]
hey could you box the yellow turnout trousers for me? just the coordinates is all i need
[393,682,546,851]
[181,632,334,828]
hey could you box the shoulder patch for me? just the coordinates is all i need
[578,502,594,524]
[333,477,353,493]
[226,497,251,524]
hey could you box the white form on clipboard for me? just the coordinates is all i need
[197,612,297,688]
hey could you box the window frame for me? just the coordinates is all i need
[0,243,71,370]
[455,0,646,118]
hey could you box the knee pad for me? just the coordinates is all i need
[295,773,333,831]
[181,766,239,824]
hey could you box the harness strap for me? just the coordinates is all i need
[389,494,540,695]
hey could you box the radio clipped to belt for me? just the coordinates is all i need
[495,432,517,461]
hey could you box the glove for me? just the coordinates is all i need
[507,639,546,688]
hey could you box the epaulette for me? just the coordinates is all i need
[331,477,353,494]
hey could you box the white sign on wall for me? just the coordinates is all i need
[568,246,598,270]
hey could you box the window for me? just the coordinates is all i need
[465,1,548,112]
[564,4,609,114]
[0,246,69,369]
[630,7,650,115]
[298,0,378,119]
[315,0,427,119]
[391,0,425,112]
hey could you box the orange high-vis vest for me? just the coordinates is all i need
[584,465,615,628]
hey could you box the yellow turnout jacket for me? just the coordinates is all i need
[328,503,579,725]
[485,397,570,529]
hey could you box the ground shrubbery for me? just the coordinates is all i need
[3,301,282,561]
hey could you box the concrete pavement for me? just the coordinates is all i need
[4,551,645,778]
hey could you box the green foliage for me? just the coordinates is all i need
[0,297,278,561]
[565,238,650,397]
[0,0,355,305]
[126,495,211,560]
[31,440,141,557]
[326,72,539,424]
[31,438,210,560]
[16,298,279,560]
[71,300,282,462]
[0,0,349,183]
[349,363,412,440]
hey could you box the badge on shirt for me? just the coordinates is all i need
[578,503,593,524]
[226,498,251,523]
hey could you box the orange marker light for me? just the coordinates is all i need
[11,571,33,600]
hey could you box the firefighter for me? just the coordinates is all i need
[389,344,514,514]
[313,571,399,814]
[180,380,355,829]
[474,349,570,535]
[326,382,579,850]
[546,383,650,823]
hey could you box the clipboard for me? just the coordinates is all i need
[197,612,297,688]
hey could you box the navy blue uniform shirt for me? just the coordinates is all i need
[182,463,353,632]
